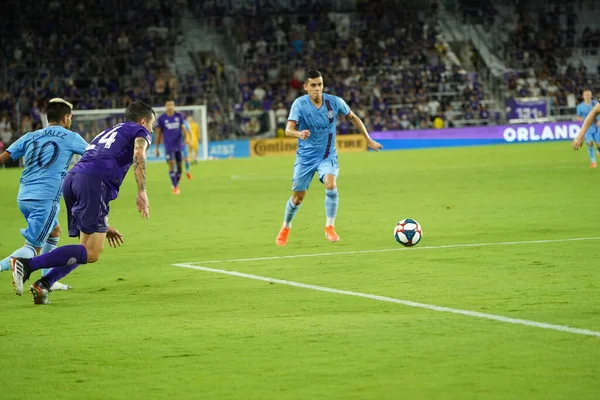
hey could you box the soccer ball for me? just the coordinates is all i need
[394,219,423,246]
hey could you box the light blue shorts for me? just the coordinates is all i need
[18,200,60,248]
[292,157,339,192]
[182,145,189,159]
[585,130,600,144]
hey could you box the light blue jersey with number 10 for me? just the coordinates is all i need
[6,125,88,201]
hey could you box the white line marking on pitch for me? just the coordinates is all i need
[231,175,286,180]
[186,236,600,265]
[173,263,600,338]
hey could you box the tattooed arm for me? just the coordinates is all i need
[133,136,150,218]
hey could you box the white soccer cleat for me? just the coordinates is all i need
[10,257,30,296]
[30,284,50,305]
[50,281,72,291]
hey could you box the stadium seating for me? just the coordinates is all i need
[3,0,600,143]
[0,0,186,143]
[216,1,498,132]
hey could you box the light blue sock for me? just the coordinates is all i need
[185,160,190,173]
[0,256,9,272]
[0,244,37,272]
[41,237,59,276]
[325,188,339,226]
[588,146,596,163]
[283,198,301,228]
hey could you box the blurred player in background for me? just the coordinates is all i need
[573,96,600,152]
[575,89,600,167]
[155,99,191,194]
[186,115,200,164]
[275,70,382,246]
[182,118,193,179]
[10,101,154,305]
[0,98,88,291]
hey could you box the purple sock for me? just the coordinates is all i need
[29,244,88,272]
[176,172,181,183]
[43,264,79,287]
[170,171,178,187]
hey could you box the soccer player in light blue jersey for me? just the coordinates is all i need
[275,70,383,246]
[0,98,88,290]
[574,95,600,150]
[575,89,600,167]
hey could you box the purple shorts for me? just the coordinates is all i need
[165,149,182,164]
[62,172,110,237]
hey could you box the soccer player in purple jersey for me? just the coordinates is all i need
[10,101,155,304]
[155,99,191,195]
[275,70,382,246]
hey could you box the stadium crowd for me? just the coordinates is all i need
[2,0,600,145]
[218,1,496,135]
[502,5,600,114]
[457,0,600,115]
[0,0,194,144]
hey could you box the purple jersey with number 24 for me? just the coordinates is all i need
[70,122,152,200]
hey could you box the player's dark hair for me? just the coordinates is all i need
[304,70,322,82]
[46,101,72,123]
[165,99,175,104]
[124,101,155,123]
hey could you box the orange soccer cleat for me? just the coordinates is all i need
[173,186,181,195]
[324,225,340,242]
[186,172,193,180]
[591,162,597,169]
[276,225,291,246]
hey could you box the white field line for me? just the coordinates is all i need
[184,236,600,265]
[173,263,600,338]
[231,175,287,180]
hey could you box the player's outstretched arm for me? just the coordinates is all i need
[347,112,383,152]
[573,103,600,150]
[285,121,310,140]
[0,151,11,165]
[133,137,150,218]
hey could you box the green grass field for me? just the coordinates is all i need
[1,142,599,400]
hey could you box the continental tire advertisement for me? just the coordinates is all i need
[250,134,367,157]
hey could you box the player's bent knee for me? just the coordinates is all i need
[323,175,337,190]
[49,224,62,238]
[291,192,306,205]
[80,232,106,263]
[85,248,103,263]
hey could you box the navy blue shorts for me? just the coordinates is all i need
[63,172,110,237]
